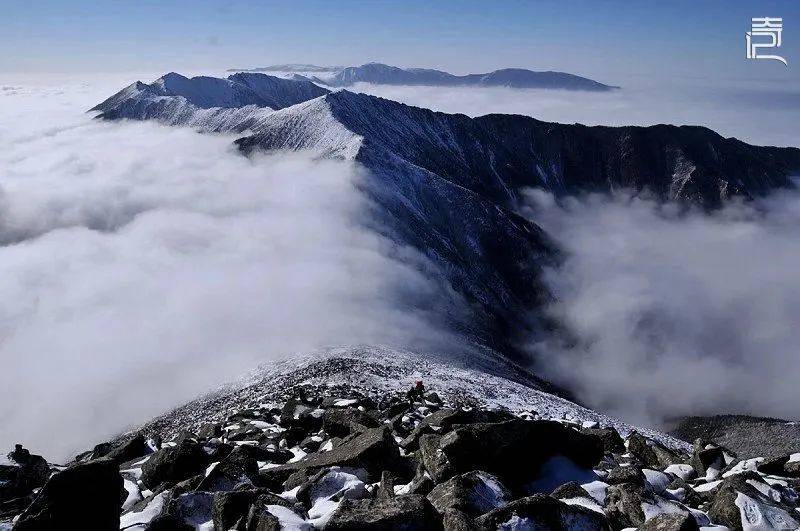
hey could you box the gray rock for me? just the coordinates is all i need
[419,434,454,484]
[0,445,49,501]
[628,432,684,469]
[326,494,441,530]
[166,491,214,528]
[475,494,610,530]
[93,434,149,465]
[212,489,292,531]
[141,440,210,489]
[442,508,478,531]
[708,472,800,531]
[550,481,592,500]
[14,458,124,531]
[605,466,645,487]
[145,513,193,531]
[438,419,604,488]
[197,446,259,492]
[427,471,510,517]
[322,408,381,438]
[582,427,626,454]
[690,439,726,478]
[639,513,700,531]
[261,426,401,482]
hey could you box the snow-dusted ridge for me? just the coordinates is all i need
[89,72,330,133]
[136,345,688,451]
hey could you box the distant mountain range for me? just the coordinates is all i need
[324,63,618,91]
[227,63,345,73]
[228,62,618,91]
[91,72,800,358]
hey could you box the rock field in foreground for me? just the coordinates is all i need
[3,368,800,530]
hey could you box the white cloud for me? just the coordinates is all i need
[0,79,463,461]
[523,189,800,425]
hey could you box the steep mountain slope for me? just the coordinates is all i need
[237,90,800,209]
[91,75,800,362]
[325,62,617,91]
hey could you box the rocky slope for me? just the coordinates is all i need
[3,347,799,530]
[668,416,800,461]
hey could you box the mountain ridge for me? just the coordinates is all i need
[91,73,800,363]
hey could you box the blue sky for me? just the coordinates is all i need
[2,0,797,84]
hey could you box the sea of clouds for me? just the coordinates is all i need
[0,76,464,460]
[2,72,799,459]
[523,189,800,426]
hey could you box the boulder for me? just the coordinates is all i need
[145,513,193,531]
[299,436,323,453]
[212,489,292,530]
[603,482,646,528]
[419,434,455,484]
[244,504,281,530]
[166,491,214,528]
[639,513,700,531]
[141,440,210,490]
[421,408,515,433]
[582,427,626,454]
[427,471,510,517]
[757,454,800,478]
[14,457,124,530]
[475,494,610,530]
[442,508,478,531]
[197,446,259,492]
[690,439,726,478]
[605,466,645,487]
[279,399,323,433]
[0,445,49,501]
[398,464,436,496]
[322,409,381,438]
[295,466,368,509]
[606,480,694,530]
[259,426,402,482]
[708,472,800,531]
[197,423,223,440]
[377,470,395,500]
[628,433,683,469]
[236,444,292,465]
[90,434,149,465]
[550,481,592,501]
[326,494,442,530]
[437,419,604,488]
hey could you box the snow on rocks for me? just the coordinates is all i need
[2,351,799,529]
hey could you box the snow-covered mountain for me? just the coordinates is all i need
[323,63,618,91]
[90,73,800,362]
[89,72,330,131]
[4,72,800,531]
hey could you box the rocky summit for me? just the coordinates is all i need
[2,348,800,530]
